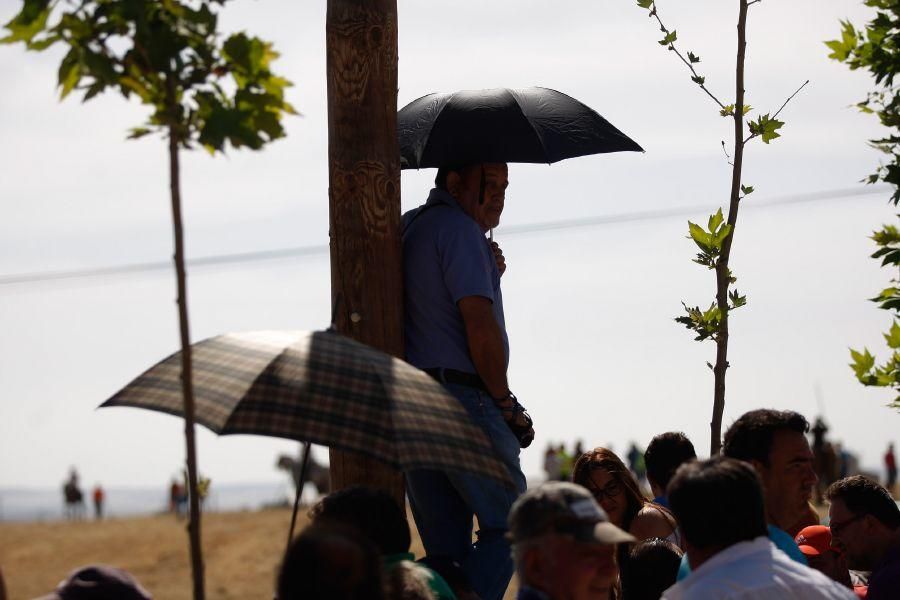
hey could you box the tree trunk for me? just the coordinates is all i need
[167,80,205,599]
[711,0,749,455]
[325,0,404,504]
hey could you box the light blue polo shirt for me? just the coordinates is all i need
[402,188,509,374]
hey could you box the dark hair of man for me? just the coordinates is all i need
[619,537,683,600]
[667,456,768,550]
[278,524,385,600]
[435,164,467,190]
[825,475,900,529]
[722,409,810,465]
[308,485,411,555]
[644,432,697,491]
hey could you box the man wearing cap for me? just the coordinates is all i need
[38,565,152,600]
[794,525,863,597]
[402,163,532,600]
[508,481,635,600]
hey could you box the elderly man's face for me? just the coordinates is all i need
[756,430,817,529]
[523,534,617,600]
[447,163,508,231]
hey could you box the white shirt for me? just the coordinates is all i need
[662,536,856,600]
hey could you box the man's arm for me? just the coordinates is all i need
[458,295,508,399]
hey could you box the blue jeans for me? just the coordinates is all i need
[406,383,527,600]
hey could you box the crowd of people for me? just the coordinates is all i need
[21,163,900,600]
[27,409,900,599]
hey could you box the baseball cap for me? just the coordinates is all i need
[794,525,837,557]
[38,565,152,600]
[508,481,636,545]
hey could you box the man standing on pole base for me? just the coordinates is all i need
[402,162,532,600]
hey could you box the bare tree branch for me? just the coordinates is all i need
[773,79,810,119]
[650,6,727,109]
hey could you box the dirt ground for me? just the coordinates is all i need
[0,508,518,599]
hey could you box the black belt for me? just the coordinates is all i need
[423,367,487,392]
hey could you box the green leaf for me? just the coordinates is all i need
[741,184,754,195]
[749,114,785,144]
[691,75,705,85]
[688,221,712,251]
[127,127,153,140]
[825,21,858,62]
[1,0,51,46]
[636,0,653,8]
[687,51,700,63]
[57,48,82,99]
[708,208,724,233]
[720,104,735,117]
[850,347,877,379]
[658,30,677,46]
[885,321,900,349]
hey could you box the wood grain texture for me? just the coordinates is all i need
[326,0,404,503]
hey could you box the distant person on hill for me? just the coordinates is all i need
[309,486,455,600]
[572,447,678,544]
[278,524,385,600]
[627,443,646,482]
[92,484,104,520]
[37,565,152,600]
[826,475,900,600]
[722,409,819,539]
[885,443,897,492]
[508,481,635,600]
[644,432,697,508]
[661,457,854,599]
[620,538,683,600]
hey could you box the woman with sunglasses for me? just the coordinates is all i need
[572,447,679,544]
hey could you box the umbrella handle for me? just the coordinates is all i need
[285,441,312,552]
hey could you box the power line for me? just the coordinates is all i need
[0,185,890,287]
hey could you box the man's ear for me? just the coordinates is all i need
[749,459,768,482]
[445,171,462,197]
[523,546,546,582]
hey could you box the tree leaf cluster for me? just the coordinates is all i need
[1,0,296,153]
[829,2,900,408]
[826,2,900,205]
[677,208,746,342]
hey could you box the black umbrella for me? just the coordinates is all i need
[398,87,642,169]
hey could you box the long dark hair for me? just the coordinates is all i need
[572,447,648,530]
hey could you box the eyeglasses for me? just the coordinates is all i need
[587,480,621,502]
[829,513,865,536]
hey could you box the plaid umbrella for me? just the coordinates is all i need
[101,329,513,487]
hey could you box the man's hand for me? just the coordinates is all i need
[491,241,506,276]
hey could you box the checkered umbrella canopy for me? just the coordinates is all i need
[101,330,513,487]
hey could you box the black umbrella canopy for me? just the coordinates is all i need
[398,87,643,169]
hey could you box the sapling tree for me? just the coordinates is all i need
[2,1,295,597]
[827,0,900,410]
[636,0,807,453]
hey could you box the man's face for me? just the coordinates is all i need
[448,163,508,231]
[828,498,874,570]
[524,534,617,600]
[756,430,817,529]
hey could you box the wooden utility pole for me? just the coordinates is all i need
[325,0,404,502]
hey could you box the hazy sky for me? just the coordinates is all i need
[2,0,898,490]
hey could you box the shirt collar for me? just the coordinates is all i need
[426,187,466,213]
